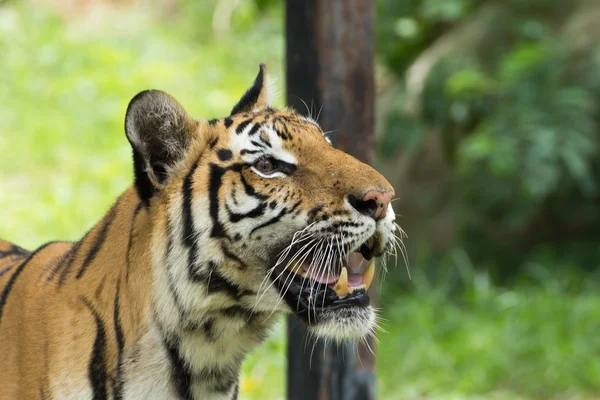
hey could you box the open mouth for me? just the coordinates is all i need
[273,236,379,320]
[286,243,375,298]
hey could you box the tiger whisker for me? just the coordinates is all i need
[267,238,321,319]
[275,222,317,261]
[254,236,320,312]
[392,222,410,279]
[319,237,336,311]
[254,234,317,310]
[296,239,323,322]
[314,237,333,316]
[293,94,313,120]
[316,103,324,122]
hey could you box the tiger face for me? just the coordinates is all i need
[126,64,398,342]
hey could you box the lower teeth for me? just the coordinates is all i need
[348,284,366,295]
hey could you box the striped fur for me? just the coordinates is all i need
[0,65,397,399]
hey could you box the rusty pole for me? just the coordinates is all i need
[285,1,376,399]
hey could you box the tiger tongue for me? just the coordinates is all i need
[289,258,376,297]
[332,267,365,298]
[301,261,340,284]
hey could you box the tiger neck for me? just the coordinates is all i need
[124,188,277,399]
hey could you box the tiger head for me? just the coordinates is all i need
[125,65,398,341]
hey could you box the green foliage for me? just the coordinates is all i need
[0,1,283,248]
[379,254,600,399]
[377,2,600,395]
[377,0,480,72]
[378,0,600,276]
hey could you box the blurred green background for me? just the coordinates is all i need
[1,0,600,399]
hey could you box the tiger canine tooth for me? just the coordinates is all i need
[362,259,375,290]
[334,267,349,298]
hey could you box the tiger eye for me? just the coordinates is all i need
[256,157,275,173]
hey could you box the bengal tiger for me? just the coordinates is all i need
[0,64,398,400]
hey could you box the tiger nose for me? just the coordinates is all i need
[348,190,394,220]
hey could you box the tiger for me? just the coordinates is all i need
[0,64,398,400]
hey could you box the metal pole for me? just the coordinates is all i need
[285,1,376,399]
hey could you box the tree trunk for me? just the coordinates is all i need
[285,1,376,399]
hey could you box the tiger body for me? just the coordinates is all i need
[0,65,398,399]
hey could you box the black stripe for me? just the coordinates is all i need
[0,266,13,278]
[113,282,125,400]
[182,160,201,247]
[182,317,216,343]
[289,200,303,214]
[208,164,230,238]
[273,121,293,140]
[187,241,201,281]
[42,241,74,282]
[227,202,267,223]
[239,149,261,155]
[209,137,219,149]
[259,134,272,148]
[213,377,236,394]
[195,366,236,393]
[221,305,258,321]
[308,204,325,220]
[247,123,262,136]
[224,118,233,128]
[202,318,216,342]
[164,337,193,400]
[132,149,156,206]
[232,381,240,400]
[125,202,143,282]
[209,162,268,238]
[239,173,268,201]
[0,242,57,324]
[250,140,266,148]
[55,240,83,286]
[206,262,253,301]
[81,297,109,400]
[181,160,204,282]
[235,119,253,135]
[0,245,29,258]
[76,204,118,279]
[221,245,248,270]
[250,208,288,235]
[166,223,188,318]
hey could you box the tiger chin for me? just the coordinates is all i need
[0,64,397,399]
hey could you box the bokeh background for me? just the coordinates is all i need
[2,0,600,399]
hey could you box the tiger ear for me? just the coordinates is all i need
[230,63,272,115]
[125,90,197,204]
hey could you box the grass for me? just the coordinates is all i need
[378,257,600,400]
[2,2,600,399]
